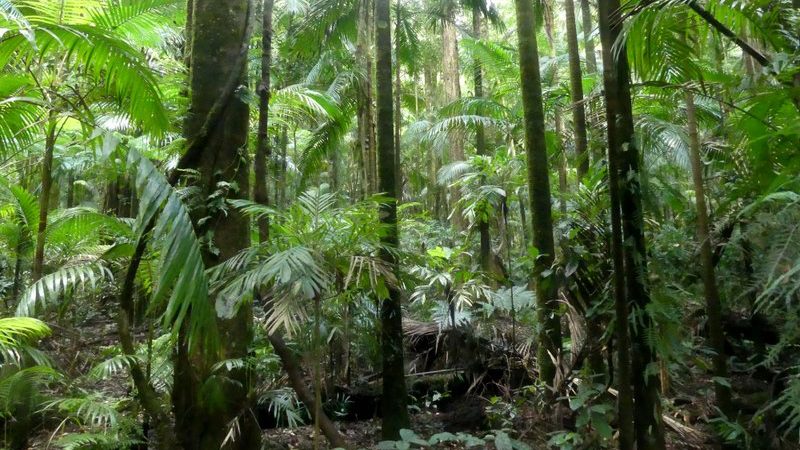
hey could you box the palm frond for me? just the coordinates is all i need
[127,147,216,351]
[16,261,112,316]
[0,22,170,134]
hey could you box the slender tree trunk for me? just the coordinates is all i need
[32,117,57,281]
[394,0,402,200]
[278,127,288,207]
[251,7,347,444]
[685,92,733,415]
[580,0,596,74]
[254,0,274,243]
[543,5,568,217]
[564,0,589,180]
[376,0,410,436]
[473,9,492,273]
[598,2,665,449]
[442,8,464,228]
[597,8,634,448]
[174,1,261,448]
[580,0,603,166]
[268,334,349,448]
[357,0,376,196]
[65,173,75,208]
[9,242,23,308]
[513,0,562,388]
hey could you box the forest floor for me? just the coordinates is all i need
[26,309,748,450]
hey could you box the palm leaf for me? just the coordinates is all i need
[126,147,216,352]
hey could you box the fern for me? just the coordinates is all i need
[16,262,113,316]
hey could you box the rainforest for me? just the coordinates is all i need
[0,1,798,449]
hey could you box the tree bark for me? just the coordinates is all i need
[512,0,562,388]
[376,0,410,437]
[685,91,733,415]
[564,0,589,180]
[598,1,665,449]
[174,0,261,448]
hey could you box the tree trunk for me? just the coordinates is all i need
[31,117,57,281]
[174,0,261,448]
[442,8,464,228]
[512,0,562,388]
[277,127,288,208]
[268,334,350,448]
[254,0,274,243]
[394,0,402,200]
[251,5,348,444]
[376,0,410,437]
[357,0,376,196]
[598,2,665,449]
[579,0,596,74]
[597,6,634,449]
[685,92,733,415]
[564,0,589,180]
[473,8,491,273]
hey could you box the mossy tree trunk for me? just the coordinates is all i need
[174,1,261,448]
[512,0,561,388]
[598,1,665,449]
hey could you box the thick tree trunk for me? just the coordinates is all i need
[564,0,589,180]
[174,1,261,449]
[32,117,57,281]
[473,9,491,273]
[685,92,733,415]
[598,2,665,449]
[376,0,410,437]
[512,0,562,388]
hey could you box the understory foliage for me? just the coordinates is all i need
[0,0,797,449]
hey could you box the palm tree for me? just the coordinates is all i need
[472,6,490,272]
[563,0,589,180]
[512,0,561,388]
[685,90,733,415]
[376,0,410,436]
[579,0,596,74]
[597,1,665,449]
